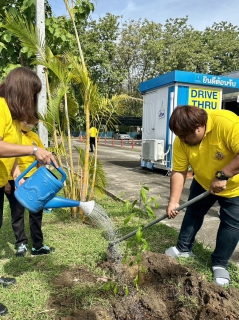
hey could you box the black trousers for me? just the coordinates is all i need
[2,180,44,249]
[177,179,239,268]
[90,137,96,151]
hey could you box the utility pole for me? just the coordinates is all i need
[35,0,48,147]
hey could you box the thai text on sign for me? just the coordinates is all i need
[188,87,221,110]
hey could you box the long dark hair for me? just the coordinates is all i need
[0,67,42,123]
[169,105,208,133]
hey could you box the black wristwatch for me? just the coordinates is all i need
[215,171,229,180]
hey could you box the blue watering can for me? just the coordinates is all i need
[14,160,95,216]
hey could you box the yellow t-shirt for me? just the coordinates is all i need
[89,127,98,137]
[17,131,44,178]
[0,98,21,187]
[172,109,239,197]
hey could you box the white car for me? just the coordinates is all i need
[113,131,131,140]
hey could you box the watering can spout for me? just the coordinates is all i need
[44,196,95,216]
[79,200,95,217]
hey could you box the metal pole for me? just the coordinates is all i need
[36,0,48,148]
[109,190,211,247]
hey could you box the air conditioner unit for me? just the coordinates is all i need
[142,140,165,161]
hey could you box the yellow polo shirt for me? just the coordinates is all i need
[89,127,98,137]
[0,98,21,187]
[17,131,44,178]
[172,109,239,197]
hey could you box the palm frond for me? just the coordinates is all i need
[3,12,45,59]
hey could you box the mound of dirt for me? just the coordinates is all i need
[51,252,239,320]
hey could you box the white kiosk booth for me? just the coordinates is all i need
[139,70,239,171]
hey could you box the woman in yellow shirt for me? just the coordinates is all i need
[0,67,57,316]
[0,67,57,166]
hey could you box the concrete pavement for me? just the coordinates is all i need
[72,138,239,265]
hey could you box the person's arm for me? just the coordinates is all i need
[11,159,21,180]
[4,181,11,194]
[11,159,25,186]
[0,140,58,167]
[167,137,188,218]
[210,122,239,194]
[210,154,239,194]
[167,170,187,218]
[220,154,239,178]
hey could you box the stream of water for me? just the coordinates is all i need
[88,203,143,320]
[88,202,144,319]
[88,202,123,263]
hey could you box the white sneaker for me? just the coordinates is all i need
[213,267,230,286]
[165,246,194,259]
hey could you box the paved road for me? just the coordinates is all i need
[72,138,239,265]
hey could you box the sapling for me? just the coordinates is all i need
[123,185,160,291]
[104,281,129,296]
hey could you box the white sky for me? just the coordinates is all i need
[48,0,239,31]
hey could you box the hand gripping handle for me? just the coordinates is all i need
[109,190,211,247]
[15,160,67,188]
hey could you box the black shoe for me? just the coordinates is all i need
[31,245,55,256]
[16,244,27,257]
[0,277,16,287]
[0,303,8,316]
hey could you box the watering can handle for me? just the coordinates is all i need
[55,164,67,183]
[15,160,67,188]
[15,160,38,188]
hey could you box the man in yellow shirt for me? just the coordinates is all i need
[165,105,239,287]
[89,126,98,152]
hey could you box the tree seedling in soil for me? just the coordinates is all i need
[121,185,160,217]
[106,186,160,298]
[104,280,129,297]
[123,185,159,292]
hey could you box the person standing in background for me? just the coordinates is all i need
[4,121,55,258]
[89,125,98,152]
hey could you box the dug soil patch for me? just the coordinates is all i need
[50,252,239,319]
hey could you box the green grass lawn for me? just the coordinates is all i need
[0,194,239,319]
